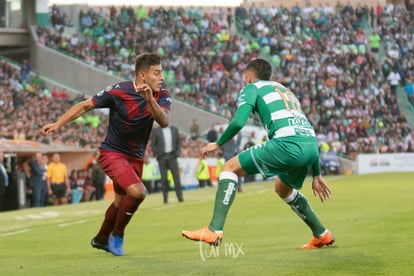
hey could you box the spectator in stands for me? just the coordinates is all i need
[206,124,219,143]
[404,76,414,106]
[387,66,402,94]
[215,151,225,181]
[29,152,47,207]
[69,169,83,204]
[368,30,381,55]
[243,136,255,151]
[190,118,200,140]
[88,151,106,200]
[85,112,101,128]
[196,155,211,188]
[20,59,31,84]
[82,168,96,202]
[31,73,46,90]
[0,151,9,211]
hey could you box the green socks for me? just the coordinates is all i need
[284,189,326,237]
[208,172,238,232]
[208,174,326,237]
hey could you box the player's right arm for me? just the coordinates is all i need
[137,84,170,128]
[40,98,95,135]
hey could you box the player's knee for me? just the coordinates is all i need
[274,184,283,197]
[221,161,244,176]
[127,184,147,199]
[131,190,147,200]
[274,177,292,198]
[221,163,233,172]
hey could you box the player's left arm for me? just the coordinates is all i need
[311,156,321,177]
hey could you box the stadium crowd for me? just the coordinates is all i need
[0,61,108,149]
[2,2,414,161]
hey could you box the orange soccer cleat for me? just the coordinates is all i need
[181,226,223,246]
[301,230,335,249]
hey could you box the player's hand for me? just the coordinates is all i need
[201,143,219,157]
[40,123,59,136]
[311,175,332,202]
[137,84,154,101]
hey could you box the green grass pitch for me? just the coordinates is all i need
[1,172,413,275]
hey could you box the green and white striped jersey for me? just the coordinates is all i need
[238,80,316,139]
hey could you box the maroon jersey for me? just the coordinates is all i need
[92,81,171,159]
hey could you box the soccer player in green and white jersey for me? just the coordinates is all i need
[182,58,335,249]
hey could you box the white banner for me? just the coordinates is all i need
[357,153,414,174]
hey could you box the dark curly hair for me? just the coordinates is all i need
[246,58,272,80]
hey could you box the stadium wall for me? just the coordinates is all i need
[338,156,357,175]
[0,28,29,47]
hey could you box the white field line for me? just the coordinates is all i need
[0,229,31,236]
[58,219,96,227]
[246,189,269,196]
[326,176,345,182]
[0,216,99,236]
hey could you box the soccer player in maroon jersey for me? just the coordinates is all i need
[40,52,171,256]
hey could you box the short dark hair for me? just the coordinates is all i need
[246,58,272,80]
[135,52,161,73]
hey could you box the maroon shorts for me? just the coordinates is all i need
[99,150,143,195]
